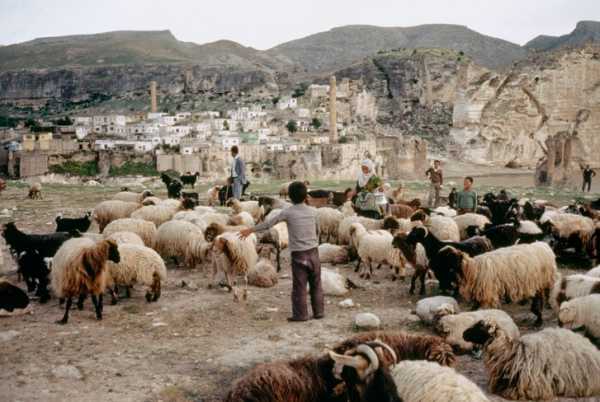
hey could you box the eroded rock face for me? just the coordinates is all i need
[452,46,600,171]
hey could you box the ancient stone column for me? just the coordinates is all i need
[150,81,158,113]
[329,76,338,143]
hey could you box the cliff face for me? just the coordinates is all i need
[452,46,600,168]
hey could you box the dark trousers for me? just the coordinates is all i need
[583,179,592,192]
[291,248,324,320]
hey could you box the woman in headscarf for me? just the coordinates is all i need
[353,159,384,219]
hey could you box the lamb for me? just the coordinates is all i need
[104,231,145,246]
[453,213,490,240]
[17,250,51,302]
[350,223,400,280]
[106,244,166,303]
[247,246,278,288]
[559,294,600,340]
[318,243,355,265]
[50,238,120,324]
[226,198,264,223]
[550,274,600,312]
[415,296,459,325]
[0,280,30,315]
[93,200,141,232]
[210,231,258,300]
[28,182,42,199]
[55,211,92,233]
[2,222,79,258]
[112,189,153,204]
[228,211,255,227]
[435,309,520,353]
[332,330,456,367]
[392,232,430,295]
[340,201,356,217]
[445,242,557,325]
[463,318,600,400]
[317,207,344,243]
[338,216,382,245]
[155,220,208,268]
[102,218,157,248]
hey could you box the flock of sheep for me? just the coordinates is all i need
[2,180,600,401]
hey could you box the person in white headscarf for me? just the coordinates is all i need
[356,159,381,192]
[353,159,383,219]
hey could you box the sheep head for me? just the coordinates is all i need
[329,343,380,382]
[558,302,578,330]
[406,226,427,245]
[106,240,120,264]
[205,223,225,242]
[462,318,498,346]
[141,190,154,199]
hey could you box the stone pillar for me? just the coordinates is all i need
[329,76,338,143]
[150,81,157,113]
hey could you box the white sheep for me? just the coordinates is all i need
[427,215,460,242]
[321,267,349,296]
[453,213,490,240]
[559,294,600,340]
[155,220,207,268]
[141,196,162,206]
[194,205,216,215]
[586,266,600,278]
[415,296,459,325]
[350,223,400,280]
[207,185,221,206]
[104,231,145,246]
[112,189,153,204]
[340,201,356,217]
[130,203,182,227]
[542,212,595,251]
[433,206,457,217]
[228,211,255,227]
[436,309,520,353]
[226,199,264,223]
[316,207,344,243]
[517,219,543,235]
[391,360,490,402]
[550,274,600,312]
[247,246,278,288]
[318,243,353,265]
[106,244,167,302]
[93,200,141,232]
[192,212,230,232]
[337,215,382,245]
[102,218,157,248]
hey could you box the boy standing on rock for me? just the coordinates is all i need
[239,181,324,322]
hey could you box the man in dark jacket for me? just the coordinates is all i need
[230,146,246,200]
[582,164,596,192]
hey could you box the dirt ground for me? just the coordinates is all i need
[1,179,599,402]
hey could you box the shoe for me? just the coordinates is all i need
[287,317,308,322]
[313,315,324,320]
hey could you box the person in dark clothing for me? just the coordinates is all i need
[448,187,457,209]
[582,165,596,192]
[239,181,323,322]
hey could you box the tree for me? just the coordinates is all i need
[272,96,280,106]
[292,82,309,98]
[286,120,298,134]
[55,116,73,126]
[310,117,322,130]
[223,120,230,131]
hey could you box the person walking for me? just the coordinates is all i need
[425,160,443,207]
[582,164,596,192]
[239,181,323,322]
[457,176,477,214]
[229,146,246,200]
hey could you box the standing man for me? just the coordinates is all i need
[425,160,443,207]
[230,145,246,200]
[457,176,477,214]
[582,164,596,192]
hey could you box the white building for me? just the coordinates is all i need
[92,115,127,135]
[147,112,166,121]
[308,84,330,99]
[221,136,240,150]
[75,126,90,140]
[266,143,284,152]
[73,116,92,126]
[277,97,298,110]
[296,108,311,118]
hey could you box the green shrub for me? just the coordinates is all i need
[49,161,99,176]
[109,162,158,177]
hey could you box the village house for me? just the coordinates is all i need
[277,97,298,110]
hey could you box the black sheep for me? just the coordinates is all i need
[2,222,78,258]
[55,211,92,233]
[181,172,199,187]
[466,223,518,249]
[17,250,51,303]
[0,281,29,312]
[167,179,183,199]
[523,201,545,221]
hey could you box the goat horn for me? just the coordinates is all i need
[367,340,398,365]
[356,344,379,377]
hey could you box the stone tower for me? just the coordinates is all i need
[329,76,338,143]
[150,81,157,113]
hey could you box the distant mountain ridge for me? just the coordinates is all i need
[526,21,600,52]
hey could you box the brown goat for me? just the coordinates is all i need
[389,204,415,219]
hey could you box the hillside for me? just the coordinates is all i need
[268,24,527,72]
[526,21,600,52]
[0,30,291,72]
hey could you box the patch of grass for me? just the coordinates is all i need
[49,161,98,176]
[109,162,158,177]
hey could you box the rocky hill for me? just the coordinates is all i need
[268,24,527,72]
[526,21,600,52]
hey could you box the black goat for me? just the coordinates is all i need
[522,201,545,221]
[167,179,183,199]
[484,198,520,226]
[0,281,30,313]
[2,222,78,258]
[55,211,92,233]
[181,191,199,206]
[181,172,199,187]
[406,226,492,293]
[17,250,50,303]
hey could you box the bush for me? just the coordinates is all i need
[49,161,98,176]
[311,118,322,129]
[109,162,158,177]
[286,120,298,133]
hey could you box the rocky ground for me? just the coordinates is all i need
[1,178,599,402]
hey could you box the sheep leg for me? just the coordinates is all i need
[419,269,427,296]
[531,292,544,327]
[109,287,119,305]
[409,273,417,294]
[125,286,131,299]
[91,294,103,320]
[276,246,282,273]
[77,293,86,310]
[56,297,72,325]
[355,258,362,273]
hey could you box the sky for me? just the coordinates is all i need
[1,0,599,49]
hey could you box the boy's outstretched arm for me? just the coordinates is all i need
[239,210,286,239]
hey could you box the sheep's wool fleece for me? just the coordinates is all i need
[392,361,489,402]
[559,294,600,338]
[104,231,144,246]
[103,218,157,248]
[107,244,167,286]
[586,266,600,278]
[544,213,595,238]
[453,213,490,240]
[550,274,600,312]
[416,296,459,324]
[484,327,600,400]
[320,268,347,296]
[427,215,460,242]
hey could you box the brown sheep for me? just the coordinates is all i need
[389,204,415,219]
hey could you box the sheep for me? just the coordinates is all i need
[415,296,459,325]
[446,242,557,325]
[210,231,258,300]
[228,211,255,227]
[50,238,120,324]
[340,201,356,217]
[388,361,490,402]
[383,216,418,235]
[102,218,157,248]
[207,185,221,206]
[350,223,399,280]
[194,205,216,215]
[155,220,207,268]
[338,216,382,245]
[93,200,141,232]
[104,231,145,246]
[435,309,520,353]
[141,196,162,206]
[392,232,430,295]
[433,205,457,217]
[258,196,291,217]
[317,207,344,243]
[332,330,456,367]
[466,223,518,249]
[129,200,191,228]
[426,215,460,242]
[204,222,250,243]
[247,246,278,288]
[388,204,415,219]
[318,243,355,265]
[463,318,600,400]
[453,213,490,240]
[255,209,289,272]
[106,244,166,303]
[55,211,92,233]
[28,182,42,199]
[559,294,600,341]
[191,212,231,233]
[550,274,600,312]
[224,353,344,402]
[2,222,79,258]
[0,280,30,315]
[112,189,153,204]
[226,198,264,223]
[321,268,350,296]
[541,212,595,255]
[180,172,199,187]
[17,250,50,302]
[587,265,600,278]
